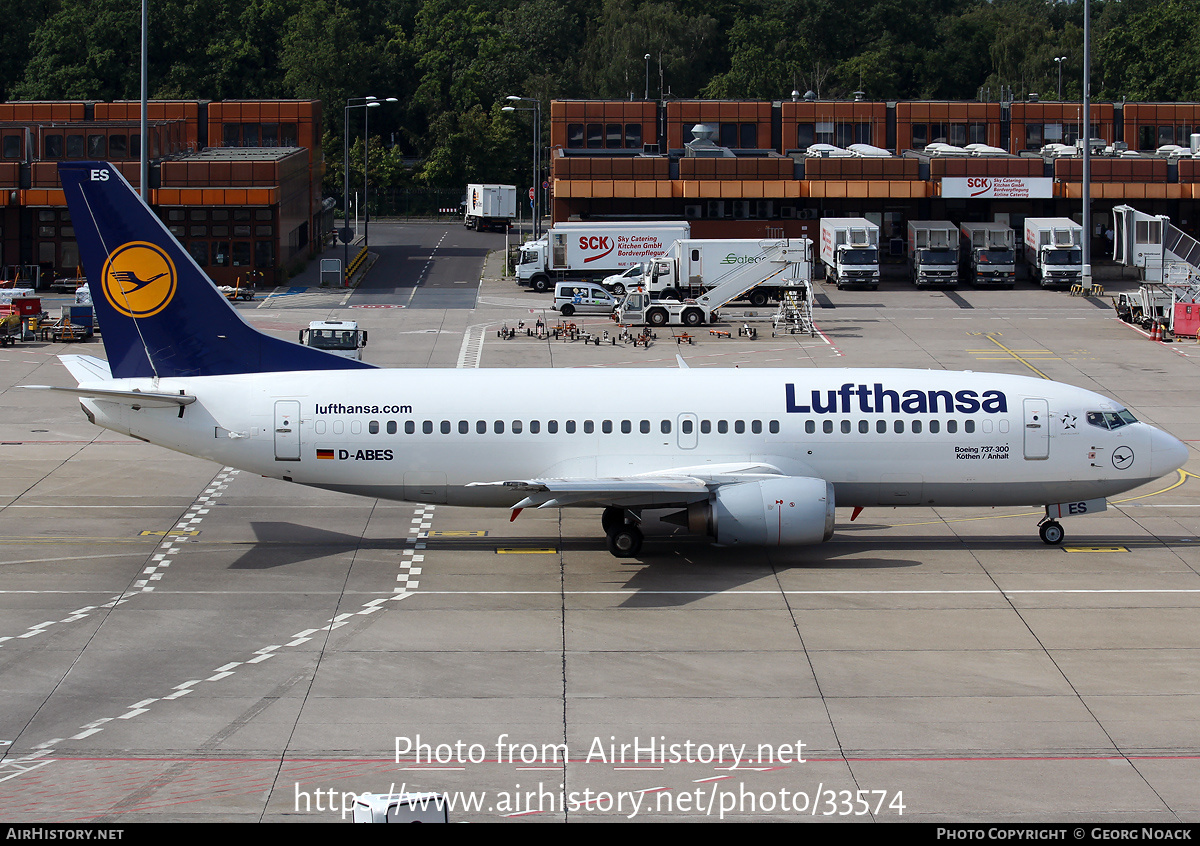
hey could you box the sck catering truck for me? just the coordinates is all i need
[642,238,814,306]
[958,222,1017,287]
[1023,218,1084,288]
[819,218,880,290]
[463,184,516,232]
[517,221,690,293]
[907,220,960,287]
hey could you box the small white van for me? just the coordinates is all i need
[553,284,616,317]
[599,263,643,295]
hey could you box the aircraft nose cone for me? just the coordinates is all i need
[1151,427,1189,478]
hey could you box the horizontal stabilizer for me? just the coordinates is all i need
[59,354,113,383]
[22,385,196,408]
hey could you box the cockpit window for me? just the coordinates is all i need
[1087,410,1138,430]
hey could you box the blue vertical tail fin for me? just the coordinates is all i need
[59,161,373,378]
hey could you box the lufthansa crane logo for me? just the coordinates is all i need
[100,241,177,318]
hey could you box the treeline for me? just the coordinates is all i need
[3,0,1200,195]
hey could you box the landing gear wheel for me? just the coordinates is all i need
[601,506,625,534]
[606,523,643,558]
[1039,520,1064,545]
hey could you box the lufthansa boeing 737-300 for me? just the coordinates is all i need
[27,161,1190,557]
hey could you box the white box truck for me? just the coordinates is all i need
[907,220,960,287]
[299,320,368,360]
[463,184,516,232]
[642,238,813,306]
[1023,218,1084,288]
[819,218,880,290]
[517,221,689,293]
[958,222,1017,287]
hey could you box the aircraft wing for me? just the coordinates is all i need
[469,463,786,509]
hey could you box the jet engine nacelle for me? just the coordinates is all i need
[686,477,835,546]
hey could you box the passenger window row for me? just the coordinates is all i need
[345,419,785,436]
[803,418,990,435]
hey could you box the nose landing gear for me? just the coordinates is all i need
[1038,516,1065,545]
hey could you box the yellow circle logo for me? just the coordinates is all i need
[101,241,177,318]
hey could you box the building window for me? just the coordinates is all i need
[625,124,642,149]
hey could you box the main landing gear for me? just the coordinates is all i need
[1038,514,1065,545]
[602,506,643,558]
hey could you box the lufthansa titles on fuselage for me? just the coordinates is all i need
[314,402,412,415]
[785,383,1009,416]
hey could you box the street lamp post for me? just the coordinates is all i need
[503,96,542,238]
[342,96,395,284]
[1054,55,1067,100]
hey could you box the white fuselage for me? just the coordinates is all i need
[77,367,1184,512]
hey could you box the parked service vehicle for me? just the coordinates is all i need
[599,263,644,296]
[554,283,617,316]
[958,222,1017,287]
[1023,218,1084,288]
[299,320,368,360]
[463,184,516,232]
[614,239,810,327]
[818,218,880,290]
[907,220,960,287]
[517,221,690,293]
[641,238,814,306]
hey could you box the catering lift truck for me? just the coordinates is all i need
[613,239,810,327]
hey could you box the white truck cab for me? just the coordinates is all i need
[299,320,368,360]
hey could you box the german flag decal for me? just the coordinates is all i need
[316,449,335,460]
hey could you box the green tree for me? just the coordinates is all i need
[16,0,141,100]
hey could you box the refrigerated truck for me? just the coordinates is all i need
[642,238,814,306]
[1023,218,1084,288]
[819,218,880,290]
[958,222,1017,287]
[463,184,516,232]
[907,220,960,287]
[516,221,690,292]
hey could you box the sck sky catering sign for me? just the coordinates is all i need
[941,177,1053,199]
